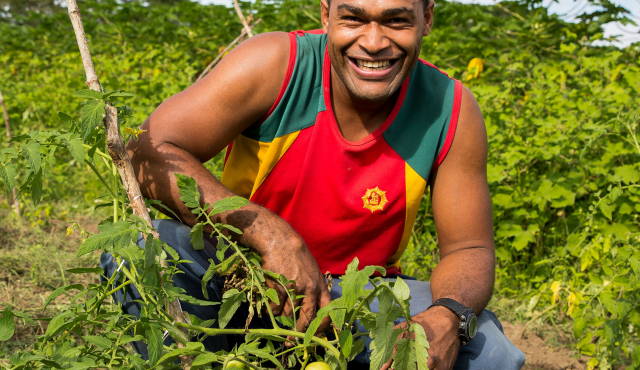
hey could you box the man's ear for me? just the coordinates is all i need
[423,0,435,36]
[321,0,330,33]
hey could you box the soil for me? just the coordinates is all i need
[503,322,588,370]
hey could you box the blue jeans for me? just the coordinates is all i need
[101,219,525,369]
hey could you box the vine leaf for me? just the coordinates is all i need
[339,330,353,358]
[84,335,112,349]
[0,162,16,191]
[80,99,106,140]
[24,142,41,173]
[62,136,85,163]
[30,170,43,206]
[348,338,366,361]
[391,338,415,370]
[146,323,164,367]
[0,306,14,341]
[265,288,279,305]
[44,284,84,309]
[175,174,200,210]
[339,258,375,309]
[189,222,205,251]
[209,196,248,216]
[192,353,219,368]
[393,277,410,301]
[369,290,402,370]
[412,323,429,370]
[244,347,284,370]
[44,311,73,339]
[156,342,205,367]
[74,89,103,100]
[201,259,217,299]
[144,235,162,268]
[77,221,137,257]
[218,289,247,329]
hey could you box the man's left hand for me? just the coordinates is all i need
[380,306,460,370]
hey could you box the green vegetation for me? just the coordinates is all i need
[0,0,638,368]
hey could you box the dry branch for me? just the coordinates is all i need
[0,89,20,216]
[234,0,253,37]
[197,18,262,82]
[65,1,193,368]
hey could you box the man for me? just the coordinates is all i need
[116,0,526,368]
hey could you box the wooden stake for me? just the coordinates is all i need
[234,0,253,38]
[0,90,20,217]
[66,1,193,368]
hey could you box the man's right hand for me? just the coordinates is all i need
[260,237,333,334]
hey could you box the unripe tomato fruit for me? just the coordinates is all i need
[306,362,331,370]
[226,357,246,370]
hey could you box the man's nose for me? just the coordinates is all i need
[359,22,391,55]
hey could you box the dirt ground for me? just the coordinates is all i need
[503,322,588,370]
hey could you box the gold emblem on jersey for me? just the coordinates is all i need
[362,186,388,213]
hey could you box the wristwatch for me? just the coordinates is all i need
[427,298,478,345]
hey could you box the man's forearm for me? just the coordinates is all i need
[128,139,304,254]
[429,246,495,315]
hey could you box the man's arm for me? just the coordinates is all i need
[126,32,331,332]
[382,86,494,370]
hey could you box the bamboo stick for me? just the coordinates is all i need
[65,1,193,368]
[234,0,253,38]
[0,90,20,217]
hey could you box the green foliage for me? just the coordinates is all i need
[0,0,638,367]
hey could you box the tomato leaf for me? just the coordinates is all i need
[44,284,83,309]
[84,335,112,349]
[0,306,14,341]
[80,99,106,140]
[146,323,164,367]
[77,221,137,257]
[218,289,247,329]
[189,222,205,251]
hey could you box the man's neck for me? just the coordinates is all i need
[330,66,399,142]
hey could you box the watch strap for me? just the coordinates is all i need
[428,298,468,318]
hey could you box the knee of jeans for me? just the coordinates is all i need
[456,312,525,370]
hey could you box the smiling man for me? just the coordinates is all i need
[116,0,526,368]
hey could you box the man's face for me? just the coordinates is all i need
[322,0,434,102]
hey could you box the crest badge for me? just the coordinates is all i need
[362,186,388,213]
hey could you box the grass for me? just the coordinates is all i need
[0,201,102,361]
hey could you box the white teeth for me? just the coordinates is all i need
[355,59,391,71]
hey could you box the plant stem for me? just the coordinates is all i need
[175,322,343,363]
[84,159,117,199]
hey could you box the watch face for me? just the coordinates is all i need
[468,315,478,339]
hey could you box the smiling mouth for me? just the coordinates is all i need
[351,58,397,72]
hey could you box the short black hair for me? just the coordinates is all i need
[326,0,431,9]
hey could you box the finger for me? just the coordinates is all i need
[296,287,320,333]
[316,286,333,332]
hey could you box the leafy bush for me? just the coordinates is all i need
[0,0,638,368]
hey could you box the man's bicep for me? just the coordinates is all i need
[139,32,292,162]
[430,86,495,259]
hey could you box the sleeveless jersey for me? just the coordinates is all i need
[221,30,462,276]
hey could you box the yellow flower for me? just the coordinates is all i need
[466,58,485,80]
[66,227,73,236]
[123,127,147,140]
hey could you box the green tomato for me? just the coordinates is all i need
[226,356,246,370]
[306,362,331,370]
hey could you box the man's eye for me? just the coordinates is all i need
[388,18,409,24]
[342,16,363,22]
